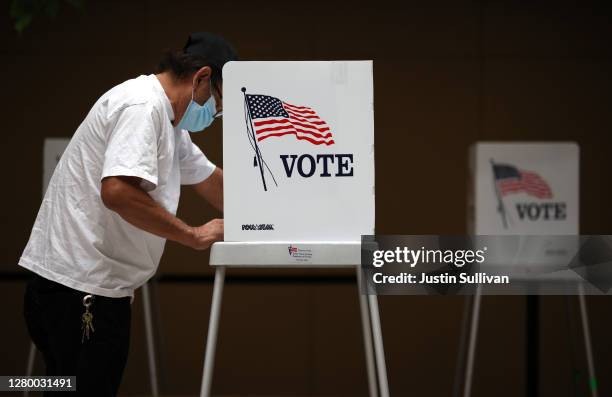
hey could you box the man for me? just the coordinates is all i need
[19,32,237,396]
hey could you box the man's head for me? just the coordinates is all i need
[156,32,238,130]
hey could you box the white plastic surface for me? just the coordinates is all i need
[223,61,375,242]
[209,241,361,267]
[469,142,579,235]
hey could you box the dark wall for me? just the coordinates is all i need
[1,1,611,396]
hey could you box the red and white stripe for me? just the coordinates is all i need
[498,171,552,199]
[253,102,335,146]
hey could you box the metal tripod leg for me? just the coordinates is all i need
[200,266,226,397]
[578,283,598,397]
[142,282,160,397]
[357,267,379,397]
[368,293,390,397]
[23,342,36,397]
[463,286,482,397]
[452,296,473,397]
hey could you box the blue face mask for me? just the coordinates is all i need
[177,83,217,132]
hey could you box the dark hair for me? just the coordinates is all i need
[156,50,222,89]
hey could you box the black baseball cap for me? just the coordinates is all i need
[183,32,238,75]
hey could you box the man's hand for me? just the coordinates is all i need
[188,218,224,250]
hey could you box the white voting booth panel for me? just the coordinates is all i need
[223,61,374,242]
[470,142,579,235]
[43,138,70,193]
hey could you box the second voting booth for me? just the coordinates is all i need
[459,143,597,397]
[199,61,387,397]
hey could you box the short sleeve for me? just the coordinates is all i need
[178,130,216,185]
[101,104,159,191]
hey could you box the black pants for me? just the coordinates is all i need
[23,272,131,397]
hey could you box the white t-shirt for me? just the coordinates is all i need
[18,74,216,298]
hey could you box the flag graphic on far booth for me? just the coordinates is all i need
[245,94,335,146]
[492,163,552,199]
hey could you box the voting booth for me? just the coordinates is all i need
[459,142,597,397]
[25,138,72,396]
[25,138,162,397]
[200,61,387,397]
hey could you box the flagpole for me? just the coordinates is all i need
[490,158,508,229]
[242,87,267,191]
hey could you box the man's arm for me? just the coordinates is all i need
[101,176,222,250]
[192,167,223,212]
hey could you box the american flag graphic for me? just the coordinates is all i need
[492,163,553,199]
[246,94,334,146]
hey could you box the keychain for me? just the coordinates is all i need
[81,294,95,343]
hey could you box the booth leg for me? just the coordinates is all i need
[357,267,379,397]
[463,286,482,397]
[200,266,226,397]
[23,342,36,397]
[526,295,540,397]
[368,294,390,397]
[578,284,598,397]
[452,296,473,397]
[142,282,160,397]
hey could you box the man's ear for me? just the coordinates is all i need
[193,66,212,86]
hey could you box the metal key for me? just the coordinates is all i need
[81,294,95,343]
